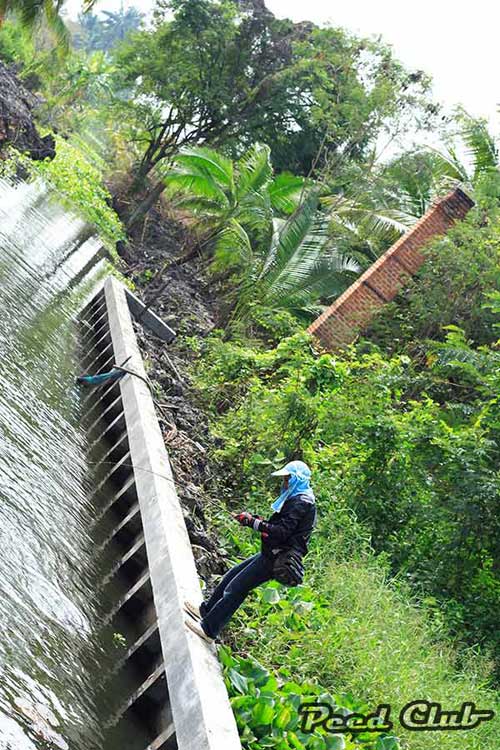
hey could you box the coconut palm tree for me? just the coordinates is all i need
[164,143,306,268]
[380,111,498,220]
[233,190,362,323]
[0,0,69,44]
[101,5,144,45]
[164,143,422,323]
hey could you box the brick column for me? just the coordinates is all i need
[307,187,474,351]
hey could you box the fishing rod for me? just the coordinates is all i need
[79,361,240,520]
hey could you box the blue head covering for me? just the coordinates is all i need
[271,460,315,513]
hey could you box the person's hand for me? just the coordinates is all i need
[234,511,254,527]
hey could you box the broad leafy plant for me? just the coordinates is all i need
[220,644,399,750]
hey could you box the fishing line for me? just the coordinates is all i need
[79,349,235,517]
[85,459,234,518]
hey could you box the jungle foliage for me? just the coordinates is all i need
[112,0,435,209]
[189,202,500,748]
[191,199,500,690]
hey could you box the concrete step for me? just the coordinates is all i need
[144,724,176,750]
[88,411,126,451]
[112,661,169,726]
[115,620,160,675]
[93,474,137,525]
[90,450,131,498]
[83,340,113,372]
[88,394,123,433]
[101,533,146,589]
[99,501,142,552]
[82,378,122,413]
[104,570,152,624]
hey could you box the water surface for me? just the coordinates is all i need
[0,180,144,749]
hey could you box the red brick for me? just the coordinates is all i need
[308,187,474,350]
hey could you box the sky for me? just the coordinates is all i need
[65,0,500,136]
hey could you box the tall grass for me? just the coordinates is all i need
[232,552,499,750]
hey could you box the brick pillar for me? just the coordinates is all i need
[307,187,474,351]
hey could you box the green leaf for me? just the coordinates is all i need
[260,676,279,692]
[237,656,270,685]
[287,731,305,750]
[175,147,234,188]
[263,588,281,604]
[236,143,273,200]
[324,735,346,750]
[268,172,306,215]
[252,700,276,725]
[274,706,292,729]
[293,600,314,615]
[375,737,400,750]
[213,219,253,270]
[310,737,328,750]
[228,668,249,695]
[218,645,235,669]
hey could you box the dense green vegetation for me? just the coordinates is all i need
[191,199,500,749]
[1,1,499,748]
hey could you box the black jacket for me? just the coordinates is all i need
[258,493,316,558]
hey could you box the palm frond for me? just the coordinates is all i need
[163,173,229,208]
[234,193,272,236]
[381,148,467,219]
[259,192,335,304]
[174,147,234,190]
[258,191,322,282]
[459,114,498,178]
[235,143,273,201]
[2,0,69,48]
[327,194,413,236]
[268,172,307,215]
[231,177,410,321]
[41,0,70,49]
[427,148,468,185]
[268,250,359,306]
[213,219,253,270]
[361,209,411,236]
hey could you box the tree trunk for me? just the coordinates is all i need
[128,158,155,197]
[126,178,165,230]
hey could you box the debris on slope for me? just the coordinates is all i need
[0,61,55,161]
[125,204,229,586]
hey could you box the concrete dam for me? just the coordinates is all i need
[0,179,241,750]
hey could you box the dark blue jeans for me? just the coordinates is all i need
[201,553,274,638]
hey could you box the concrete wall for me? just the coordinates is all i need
[103,278,241,750]
[307,187,474,351]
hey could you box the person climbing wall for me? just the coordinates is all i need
[184,460,317,642]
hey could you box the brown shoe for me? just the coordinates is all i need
[184,615,213,643]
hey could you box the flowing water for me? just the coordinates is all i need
[0,180,146,749]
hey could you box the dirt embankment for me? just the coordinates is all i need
[0,61,55,160]
[122,205,230,587]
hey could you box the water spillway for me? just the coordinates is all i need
[0,180,241,750]
[0,178,118,750]
[79,279,240,749]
